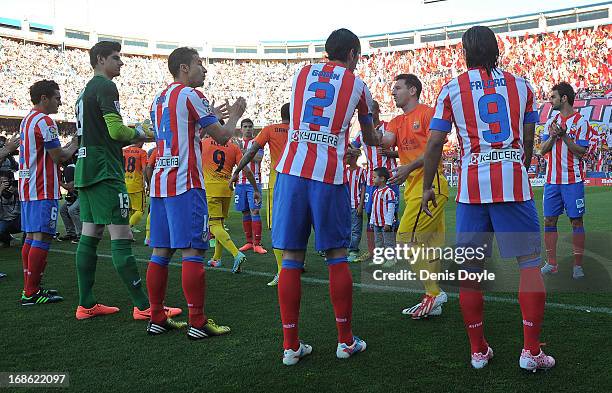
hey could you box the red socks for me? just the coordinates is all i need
[21,239,32,290]
[518,262,546,354]
[572,226,585,266]
[278,260,303,351]
[328,260,353,344]
[252,215,262,246]
[146,257,169,325]
[24,241,50,297]
[459,276,487,354]
[544,226,558,265]
[242,214,253,244]
[182,258,206,328]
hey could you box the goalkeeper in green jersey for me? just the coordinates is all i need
[74,41,182,323]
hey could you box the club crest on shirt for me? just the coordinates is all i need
[114,101,121,114]
[202,98,211,115]
[413,121,420,130]
[120,208,129,218]
[47,125,59,139]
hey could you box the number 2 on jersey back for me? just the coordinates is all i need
[478,93,511,144]
[303,81,335,127]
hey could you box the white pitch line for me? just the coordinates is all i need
[50,248,612,315]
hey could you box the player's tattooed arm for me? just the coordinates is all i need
[231,140,262,183]
[421,130,446,218]
[523,122,536,169]
[252,149,264,164]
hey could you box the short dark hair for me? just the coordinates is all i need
[325,28,361,63]
[280,103,290,121]
[373,167,390,181]
[240,118,253,127]
[462,26,499,76]
[89,41,121,68]
[395,74,422,99]
[552,82,575,106]
[168,47,199,78]
[30,79,60,105]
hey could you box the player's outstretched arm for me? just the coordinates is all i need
[389,156,424,185]
[231,140,262,182]
[523,122,536,169]
[205,97,247,146]
[0,134,19,162]
[243,167,262,205]
[47,136,79,164]
[421,130,446,217]
[360,119,382,146]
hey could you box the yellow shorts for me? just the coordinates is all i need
[128,191,145,213]
[265,187,274,230]
[397,186,447,248]
[207,196,231,219]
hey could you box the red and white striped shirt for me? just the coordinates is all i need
[18,109,61,201]
[542,112,590,184]
[345,166,366,209]
[370,185,396,227]
[149,82,218,198]
[430,68,539,204]
[238,138,262,184]
[276,61,374,184]
[352,121,398,186]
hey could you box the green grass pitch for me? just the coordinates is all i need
[1,187,611,392]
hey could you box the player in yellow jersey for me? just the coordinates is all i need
[123,142,148,232]
[143,148,157,245]
[202,136,260,272]
[383,74,450,319]
[231,103,289,286]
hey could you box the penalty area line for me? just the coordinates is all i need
[50,248,612,315]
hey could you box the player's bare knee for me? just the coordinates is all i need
[325,248,347,260]
[570,217,583,228]
[283,249,305,262]
[108,224,133,240]
[544,216,558,227]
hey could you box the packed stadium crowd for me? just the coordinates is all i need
[0,25,610,124]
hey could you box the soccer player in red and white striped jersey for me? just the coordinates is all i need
[275,29,378,366]
[539,82,589,279]
[234,118,266,254]
[350,100,399,261]
[19,80,78,305]
[422,26,554,371]
[146,47,247,338]
[344,150,366,261]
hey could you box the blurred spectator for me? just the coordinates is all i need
[0,170,20,247]
[0,135,19,173]
[58,157,80,243]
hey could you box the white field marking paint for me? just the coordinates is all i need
[50,249,612,315]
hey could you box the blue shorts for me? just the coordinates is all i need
[543,182,585,219]
[456,200,541,258]
[234,184,262,212]
[272,173,351,251]
[21,199,59,235]
[365,184,400,215]
[150,188,209,250]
